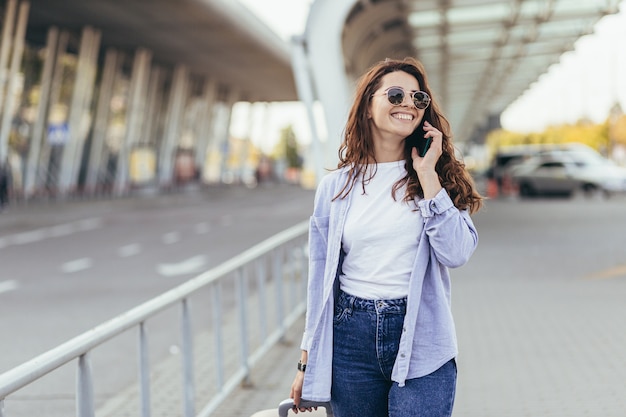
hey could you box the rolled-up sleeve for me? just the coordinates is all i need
[417,188,478,268]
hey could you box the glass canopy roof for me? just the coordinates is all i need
[342,0,621,141]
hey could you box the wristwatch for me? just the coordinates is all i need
[297,360,307,372]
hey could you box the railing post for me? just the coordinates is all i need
[211,282,224,390]
[76,353,95,417]
[236,267,251,386]
[181,299,195,417]
[139,322,151,417]
[256,257,268,340]
[0,398,5,417]
[288,245,297,312]
[274,246,285,340]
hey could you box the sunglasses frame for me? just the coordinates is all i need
[373,86,431,110]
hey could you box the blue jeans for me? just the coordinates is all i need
[331,290,457,417]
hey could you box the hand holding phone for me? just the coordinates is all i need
[415,136,432,157]
[406,124,432,157]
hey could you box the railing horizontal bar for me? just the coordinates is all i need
[0,221,308,399]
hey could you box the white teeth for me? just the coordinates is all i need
[393,113,413,120]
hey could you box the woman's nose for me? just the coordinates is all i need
[401,92,413,107]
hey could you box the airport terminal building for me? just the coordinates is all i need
[0,0,299,200]
[0,0,618,200]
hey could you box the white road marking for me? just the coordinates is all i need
[48,223,76,237]
[76,217,103,231]
[118,243,142,257]
[0,280,18,294]
[61,258,93,273]
[0,217,103,249]
[156,255,207,277]
[12,230,47,245]
[161,232,180,245]
[194,222,211,234]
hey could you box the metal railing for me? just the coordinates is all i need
[0,220,309,417]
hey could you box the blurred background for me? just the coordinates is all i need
[0,0,624,201]
[1,1,626,417]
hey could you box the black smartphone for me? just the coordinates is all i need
[405,124,432,157]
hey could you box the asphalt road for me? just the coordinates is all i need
[0,185,315,374]
[2,188,626,417]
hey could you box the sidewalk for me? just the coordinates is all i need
[212,317,303,417]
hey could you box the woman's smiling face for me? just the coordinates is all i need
[369,71,424,143]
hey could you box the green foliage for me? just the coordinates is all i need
[486,116,626,156]
[273,124,303,169]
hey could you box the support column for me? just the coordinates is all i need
[237,101,254,183]
[194,77,217,178]
[217,89,238,183]
[114,48,151,196]
[291,35,326,185]
[24,27,58,198]
[0,0,17,118]
[58,26,101,195]
[140,66,164,147]
[303,0,356,168]
[203,87,237,184]
[159,65,188,188]
[40,30,69,192]
[84,48,119,193]
[0,0,29,163]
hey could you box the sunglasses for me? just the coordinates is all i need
[373,86,431,110]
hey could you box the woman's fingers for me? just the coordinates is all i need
[423,121,442,140]
[290,372,305,413]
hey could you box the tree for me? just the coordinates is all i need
[273,124,302,169]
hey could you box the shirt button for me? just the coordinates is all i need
[400,353,406,358]
[402,327,406,332]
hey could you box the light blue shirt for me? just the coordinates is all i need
[300,167,479,402]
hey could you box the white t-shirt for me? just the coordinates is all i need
[340,160,423,300]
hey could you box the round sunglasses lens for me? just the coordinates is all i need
[386,88,405,105]
[412,92,430,109]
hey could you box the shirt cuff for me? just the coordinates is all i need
[417,188,454,217]
[300,331,310,351]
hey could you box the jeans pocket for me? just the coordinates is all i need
[333,305,351,325]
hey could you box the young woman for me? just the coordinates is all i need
[290,57,483,417]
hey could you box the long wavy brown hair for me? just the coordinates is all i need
[334,57,483,214]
